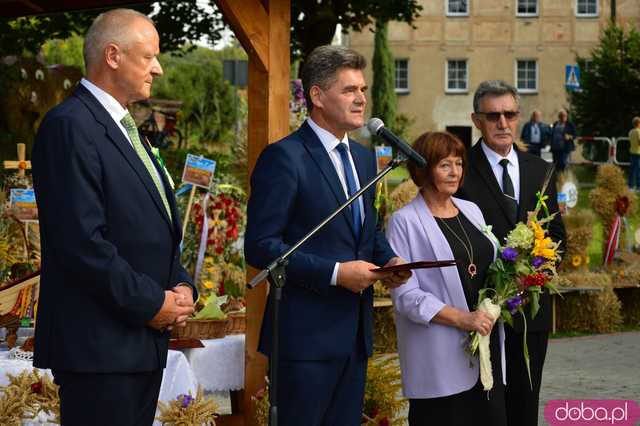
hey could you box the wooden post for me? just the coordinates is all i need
[182,185,198,239]
[4,143,32,177]
[215,1,290,424]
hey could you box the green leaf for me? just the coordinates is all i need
[530,291,540,319]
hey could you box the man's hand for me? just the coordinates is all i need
[148,290,195,331]
[337,260,390,294]
[171,284,195,327]
[380,257,412,289]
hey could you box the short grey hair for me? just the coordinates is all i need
[83,8,154,71]
[633,116,640,127]
[301,45,367,112]
[473,80,520,113]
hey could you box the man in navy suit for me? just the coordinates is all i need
[32,9,195,426]
[245,45,410,426]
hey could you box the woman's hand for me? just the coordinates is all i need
[432,306,495,336]
[459,310,496,336]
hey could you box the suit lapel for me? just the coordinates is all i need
[349,140,370,242]
[470,141,516,228]
[73,85,174,232]
[299,122,357,237]
[410,197,468,309]
[517,150,532,222]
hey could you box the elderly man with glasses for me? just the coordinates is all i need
[456,80,566,426]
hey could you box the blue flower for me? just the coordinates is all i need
[501,247,519,262]
[177,394,193,408]
[505,295,523,315]
[532,256,545,268]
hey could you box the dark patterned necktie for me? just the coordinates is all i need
[499,158,518,223]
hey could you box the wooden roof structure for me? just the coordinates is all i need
[2,1,289,424]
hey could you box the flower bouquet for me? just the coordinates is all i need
[469,168,562,390]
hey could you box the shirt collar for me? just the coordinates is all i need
[307,117,349,153]
[481,139,519,169]
[80,78,129,124]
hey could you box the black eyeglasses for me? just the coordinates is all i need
[475,111,520,122]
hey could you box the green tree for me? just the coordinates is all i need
[41,35,85,71]
[371,19,397,144]
[291,0,422,62]
[151,46,246,148]
[571,23,640,136]
[2,1,421,65]
[0,2,225,56]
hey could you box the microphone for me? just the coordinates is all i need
[367,118,427,168]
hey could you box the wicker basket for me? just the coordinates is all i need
[226,311,246,334]
[171,318,228,340]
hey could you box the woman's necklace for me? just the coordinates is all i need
[436,215,477,279]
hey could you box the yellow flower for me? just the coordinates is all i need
[585,255,591,265]
[571,255,582,267]
[529,220,545,241]
[532,237,555,259]
[204,257,214,266]
[203,280,214,289]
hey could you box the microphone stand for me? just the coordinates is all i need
[247,151,409,426]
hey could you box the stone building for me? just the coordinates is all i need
[346,0,640,146]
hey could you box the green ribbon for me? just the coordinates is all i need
[535,191,550,218]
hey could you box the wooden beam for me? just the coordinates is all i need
[241,0,291,425]
[215,0,269,73]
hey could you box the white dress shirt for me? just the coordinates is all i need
[307,118,365,286]
[481,141,520,202]
[80,78,165,192]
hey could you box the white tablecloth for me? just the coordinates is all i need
[0,350,198,425]
[180,334,245,392]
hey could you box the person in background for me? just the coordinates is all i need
[521,110,551,157]
[550,109,577,172]
[627,116,640,190]
[387,131,507,426]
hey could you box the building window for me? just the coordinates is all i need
[446,0,469,16]
[395,59,409,93]
[516,60,538,93]
[516,0,538,16]
[576,0,598,17]
[446,60,468,93]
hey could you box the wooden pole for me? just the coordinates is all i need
[182,185,197,239]
[217,1,290,424]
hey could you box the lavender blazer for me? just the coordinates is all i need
[387,195,506,399]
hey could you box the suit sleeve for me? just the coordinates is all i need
[244,143,336,293]
[33,115,165,327]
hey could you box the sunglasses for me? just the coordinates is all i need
[475,111,520,122]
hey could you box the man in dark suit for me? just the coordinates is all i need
[520,110,551,157]
[245,45,410,426]
[32,9,196,426]
[457,80,565,426]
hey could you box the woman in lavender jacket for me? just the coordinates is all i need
[387,132,507,426]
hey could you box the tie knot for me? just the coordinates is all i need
[499,158,510,169]
[336,143,349,155]
[121,113,137,131]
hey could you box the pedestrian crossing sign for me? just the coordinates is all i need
[565,65,580,91]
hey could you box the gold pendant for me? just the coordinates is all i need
[468,263,477,279]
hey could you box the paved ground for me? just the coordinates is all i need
[539,331,640,424]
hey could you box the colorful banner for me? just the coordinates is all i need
[375,145,393,172]
[182,154,216,189]
[10,188,38,222]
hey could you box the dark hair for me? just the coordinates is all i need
[473,80,519,113]
[408,132,467,189]
[301,45,367,112]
